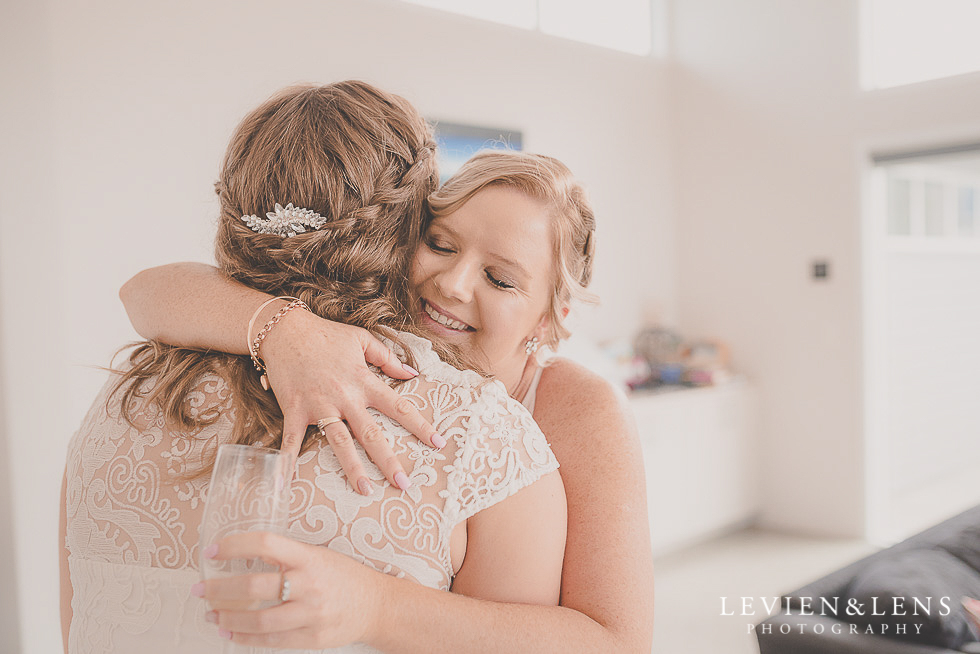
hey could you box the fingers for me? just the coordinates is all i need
[200,571,282,606]
[345,409,409,491]
[199,534,376,650]
[964,597,980,631]
[360,331,419,380]
[317,418,375,495]
[215,602,308,635]
[226,626,321,650]
[280,410,310,458]
[211,531,306,568]
[367,382,444,450]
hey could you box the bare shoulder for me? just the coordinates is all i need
[533,358,639,467]
[536,358,631,427]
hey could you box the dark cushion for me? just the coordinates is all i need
[843,548,980,650]
[785,507,980,615]
[939,522,980,573]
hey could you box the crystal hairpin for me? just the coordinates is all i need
[241,203,327,237]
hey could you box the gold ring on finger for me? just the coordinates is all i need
[316,416,344,435]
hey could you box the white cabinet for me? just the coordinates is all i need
[631,380,759,557]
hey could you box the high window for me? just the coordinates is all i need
[877,146,980,243]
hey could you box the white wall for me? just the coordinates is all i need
[0,349,21,654]
[671,0,980,537]
[0,1,673,651]
[671,0,865,536]
[1,2,58,653]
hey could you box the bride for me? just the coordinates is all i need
[59,81,566,653]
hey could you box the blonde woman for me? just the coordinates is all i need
[60,82,566,653]
[122,149,655,649]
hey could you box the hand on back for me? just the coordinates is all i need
[261,308,444,493]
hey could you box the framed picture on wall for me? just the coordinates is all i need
[430,121,523,183]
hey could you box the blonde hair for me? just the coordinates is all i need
[428,150,597,348]
[112,81,448,475]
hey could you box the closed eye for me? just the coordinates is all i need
[426,238,454,254]
[485,270,514,290]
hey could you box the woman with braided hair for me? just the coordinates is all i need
[60,81,566,653]
[118,91,655,650]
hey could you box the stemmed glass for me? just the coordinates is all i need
[199,444,294,651]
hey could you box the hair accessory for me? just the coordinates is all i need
[247,297,311,390]
[241,203,327,237]
[279,572,291,603]
[524,337,540,355]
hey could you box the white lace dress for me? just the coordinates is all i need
[64,332,559,653]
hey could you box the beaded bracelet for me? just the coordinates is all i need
[247,296,311,390]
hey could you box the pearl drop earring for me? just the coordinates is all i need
[524,337,540,355]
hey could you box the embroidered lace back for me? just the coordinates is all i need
[65,332,558,654]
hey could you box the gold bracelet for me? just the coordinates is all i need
[247,296,310,390]
[246,297,289,362]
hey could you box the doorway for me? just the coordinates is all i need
[866,144,980,542]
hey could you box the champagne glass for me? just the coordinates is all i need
[199,444,294,650]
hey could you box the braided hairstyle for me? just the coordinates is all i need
[213,82,437,329]
[113,82,441,474]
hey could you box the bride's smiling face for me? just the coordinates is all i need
[408,185,555,384]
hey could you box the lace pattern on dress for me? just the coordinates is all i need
[65,332,558,653]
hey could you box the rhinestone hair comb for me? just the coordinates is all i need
[241,203,327,237]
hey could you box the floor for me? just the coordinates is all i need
[651,528,878,653]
